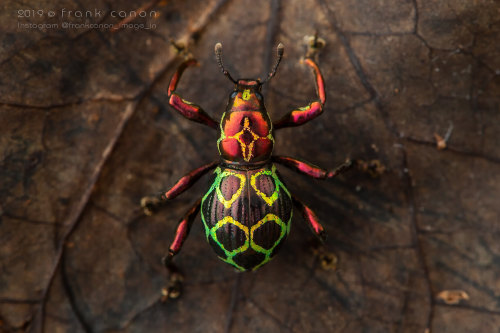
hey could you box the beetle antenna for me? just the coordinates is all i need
[215,43,237,84]
[262,43,284,84]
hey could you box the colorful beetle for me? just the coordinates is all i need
[142,38,351,296]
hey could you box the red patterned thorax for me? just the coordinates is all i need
[218,82,274,164]
[218,111,274,163]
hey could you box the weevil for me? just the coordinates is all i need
[142,37,352,298]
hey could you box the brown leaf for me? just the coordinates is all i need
[1,0,500,332]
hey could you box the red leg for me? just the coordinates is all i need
[141,161,217,215]
[292,195,326,241]
[165,198,201,261]
[273,58,325,129]
[163,161,218,200]
[168,59,219,129]
[161,198,201,300]
[273,156,352,179]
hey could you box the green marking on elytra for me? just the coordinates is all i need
[217,112,226,155]
[208,216,250,271]
[250,214,286,253]
[206,212,292,271]
[215,172,245,209]
[201,165,293,271]
[250,165,290,206]
[209,216,249,256]
[201,167,221,239]
[201,166,246,212]
[250,212,292,270]
[201,168,248,270]
[250,169,279,206]
[218,255,246,271]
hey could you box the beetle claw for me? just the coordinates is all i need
[161,271,184,301]
[161,250,184,302]
[140,195,163,216]
[309,239,338,271]
[304,33,326,59]
[319,251,338,271]
[169,38,193,60]
[160,259,184,301]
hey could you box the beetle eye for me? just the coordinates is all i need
[231,91,238,98]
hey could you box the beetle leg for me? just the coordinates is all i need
[273,156,352,179]
[168,59,219,129]
[294,194,339,270]
[273,58,325,130]
[292,195,326,242]
[140,161,218,215]
[161,198,201,300]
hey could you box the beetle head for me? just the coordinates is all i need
[214,42,284,112]
[225,79,264,111]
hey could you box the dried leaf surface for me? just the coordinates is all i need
[1,0,499,332]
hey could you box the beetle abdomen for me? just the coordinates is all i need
[201,164,292,271]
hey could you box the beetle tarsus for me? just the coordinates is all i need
[161,271,184,301]
[161,250,184,302]
[273,156,353,180]
[318,230,327,243]
[169,38,193,60]
[319,251,338,271]
[310,239,338,271]
[140,195,164,216]
[162,251,175,268]
[158,199,201,299]
[355,159,386,178]
[160,255,184,301]
[305,32,326,59]
[326,159,354,179]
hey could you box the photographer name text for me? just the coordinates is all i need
[17,8,157,19]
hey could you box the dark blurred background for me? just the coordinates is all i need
[1,0,499,332]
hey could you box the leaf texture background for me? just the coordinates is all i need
[1,0,499,332]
